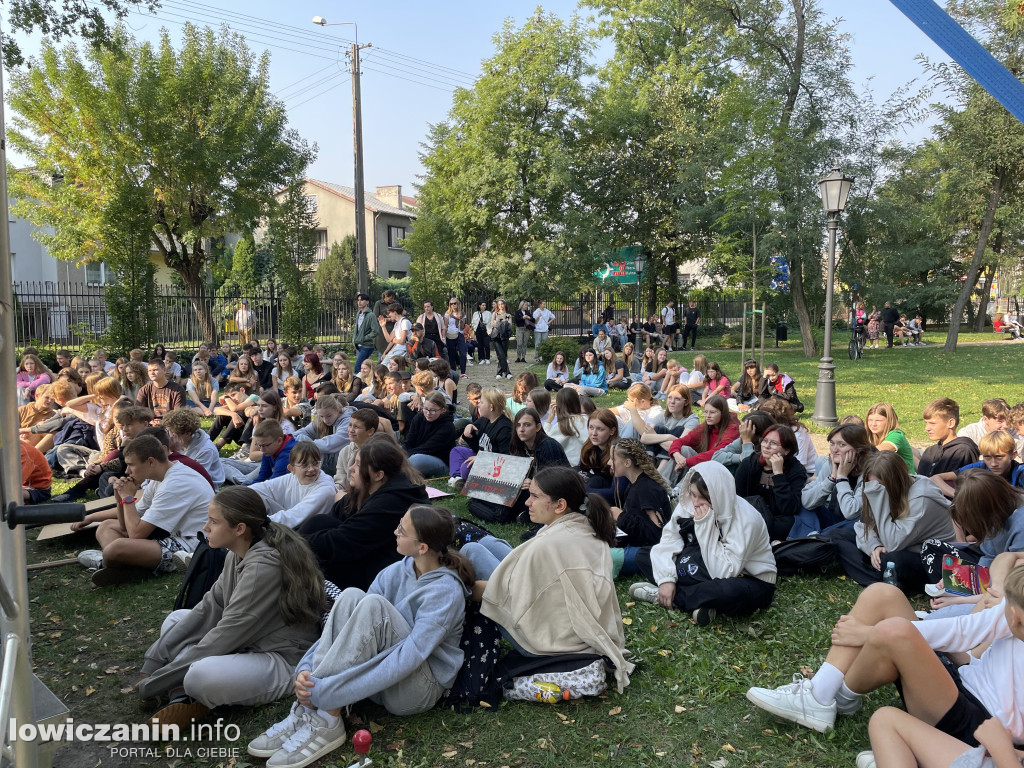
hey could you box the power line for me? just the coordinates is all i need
[361,65,456,93]
[277,62,342,96]
[359,52,472,88]
[290,76,351,110]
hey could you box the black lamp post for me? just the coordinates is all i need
[634,249,647,353]
[812,168,854,427]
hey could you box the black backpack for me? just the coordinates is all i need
[172,533,228,610]
[771,536,837,577]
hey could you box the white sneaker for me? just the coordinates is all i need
[629,582,659,604]
[172,551,193,573]
[856,751,876,768]
[925,582,945,598]
[267,710,346,768]
[248,703,307,758]
[466,360,474,366]
[78,549,103,571]
[745,674,837,733]
[496,374,502,380]
[449,476,465,492]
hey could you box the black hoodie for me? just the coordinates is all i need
[404,409,458,462]
[299,473,429,590]
[917,436,980,478]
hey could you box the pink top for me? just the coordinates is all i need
[16,371,51,396]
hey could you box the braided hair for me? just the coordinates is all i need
[613,438,671,500]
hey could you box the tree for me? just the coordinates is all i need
[7,23,314,344]
[230,236,259,295]
[267,181,319,345]
[314,236,359,297]
[404,12,596,299]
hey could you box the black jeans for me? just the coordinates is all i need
[822,526,928,592]
[681,325,697,349]
[476,327,491,361]
[884,323,896,347]
[493,338,510,376]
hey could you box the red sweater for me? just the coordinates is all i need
[668,416,740,467]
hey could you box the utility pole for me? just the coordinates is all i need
[350,42,369,295]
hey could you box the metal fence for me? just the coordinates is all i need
[13,281,753,354]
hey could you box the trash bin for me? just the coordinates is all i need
[775,322,788,345]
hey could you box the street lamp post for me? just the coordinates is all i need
[313,16,370,294]
[812,168,854,428]
[634,249,646,353]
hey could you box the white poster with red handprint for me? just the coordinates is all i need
[464,451,533,506]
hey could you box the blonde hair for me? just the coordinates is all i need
[979,430,1016,456]
[1004,565,1024,612]
[93,376,122,401]
[412,370,435,394]
[480,388,511,420]
[189,360,215,402]
[313,393,347,437]
[866,402,900,446]
[626,382,653,404]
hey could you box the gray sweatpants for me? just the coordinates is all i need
[221,458,259,485]
[659,446,697,485]
[160,609,294,708]
[309,588,443,715]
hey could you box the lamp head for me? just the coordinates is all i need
[818,168,854,215]
[312,15,327,25]
[634,250,646,275]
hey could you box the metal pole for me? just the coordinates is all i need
[0,19,41,759]
[740,302,747,363]
[812,214,839,426]
[760,300,767,370]
[351,42,369,295]
[635,271,643,353]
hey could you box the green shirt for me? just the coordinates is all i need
[883,429,915,473]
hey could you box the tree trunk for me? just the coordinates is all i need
[945,168,1006,352]
[788,252,818,357]
[973,262,997,332]
[181,269,218,346]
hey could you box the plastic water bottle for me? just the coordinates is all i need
[882,561,898,587]
[531,680,571,703]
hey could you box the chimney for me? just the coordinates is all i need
[375,185,402,210]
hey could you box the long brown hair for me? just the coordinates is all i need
[350,434,425,511]
[860,451,911,535]
[866,402,901,447]
[951,469,1024,541]
[698,395,734,453]
[213,486,325,626]
[533,466,617,545]
[579,408,619,470]
[408,505,476,587]
[553,387,583,438]
[826,423,874,478]
[512,371,539,404]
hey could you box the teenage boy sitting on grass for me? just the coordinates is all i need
[917,398,981,478]
[333,408,378,495]
[162,408,225,487]
[251,443,335,528]
[77,434,214,587]
[930,430,1024,498]
[245,419,295,486]
[746,553,1024,741]
[19,379,76,454]
[20,439,52,504]
[959,399,1019,453]
[18,383,56,447]
[136,358,186,424]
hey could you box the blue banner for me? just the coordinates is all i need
[889,0,1024,124]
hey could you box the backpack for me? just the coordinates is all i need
[771,536,837,577]
[491,652,609,705]
[451,515,495,549]
[172,533,228,610]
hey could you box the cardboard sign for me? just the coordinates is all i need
[35,497,116,541]
[465,451,533,507]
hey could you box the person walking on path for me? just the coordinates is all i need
[514,301,533,363]
[235,300,256,346]
[532,300,555,363]
[882,301,900,349]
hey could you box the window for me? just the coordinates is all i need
[85,261,111,286]
[387,225,406,249]
[304,194,318,213]
[314,230,328,262]
[388,270,407,279]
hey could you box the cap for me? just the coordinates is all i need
[241,299,249,305]
[410,322,424,331]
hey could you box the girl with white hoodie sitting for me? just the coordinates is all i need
[250,443,337,529]
[247,505,474,768]
[629,461,776,626]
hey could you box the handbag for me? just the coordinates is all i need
[499,319,513,340]
[674,517,711,586]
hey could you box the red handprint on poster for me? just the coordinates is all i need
[488,456,505,478]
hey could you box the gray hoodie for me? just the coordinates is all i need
[299,557,469,710]
[854,475,954,556]
[139,540,320,698]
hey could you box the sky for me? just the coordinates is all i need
[5,0,957,197]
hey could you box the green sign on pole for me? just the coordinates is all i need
[595,245,643,285]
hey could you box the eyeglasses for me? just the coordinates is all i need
[395,522,420,541]
[292,461,320,470]
[761,439,782,449]
[422,407,443,415]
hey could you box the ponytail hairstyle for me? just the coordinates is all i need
[213,486,325,626]
[532,466,616,546]
[314,393,347,438]
[351,433,425,511]
[407,505,476,587]
[860,450,911,535]
[579,408,619,471]
[613,438,671,491]
[553,387,582,438]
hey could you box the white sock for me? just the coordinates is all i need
[836,682,861,707]
[317,708,339,727]
[808,662,844,706]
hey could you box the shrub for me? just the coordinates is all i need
[537,335,590,365]
[720,333,742,349]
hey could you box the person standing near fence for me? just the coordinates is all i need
[515,300,532,363]
[352,292,376,372]
[373,289,397,362]
[235,299,256,346]
[661,299,678,351]
[882,301,900,349]
[532,299,555,363]
[681,300,700,352]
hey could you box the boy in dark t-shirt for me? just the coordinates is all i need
[136,358,186,423]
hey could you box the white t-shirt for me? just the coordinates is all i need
[662,305,676,325]
[533,307,555,332]
[392,317,412,347]
[139,462,215,544]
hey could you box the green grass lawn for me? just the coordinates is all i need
[27,339,1019,767]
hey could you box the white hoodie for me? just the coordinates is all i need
[650,462,776,586]
[251,471,336,529]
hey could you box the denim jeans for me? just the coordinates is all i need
[534,331,549,357]
[355,345,374,372]
[460,535,514,580]
[407,453,449,478]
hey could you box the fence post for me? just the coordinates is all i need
[740,302,747,362]
[760,301,767,370]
